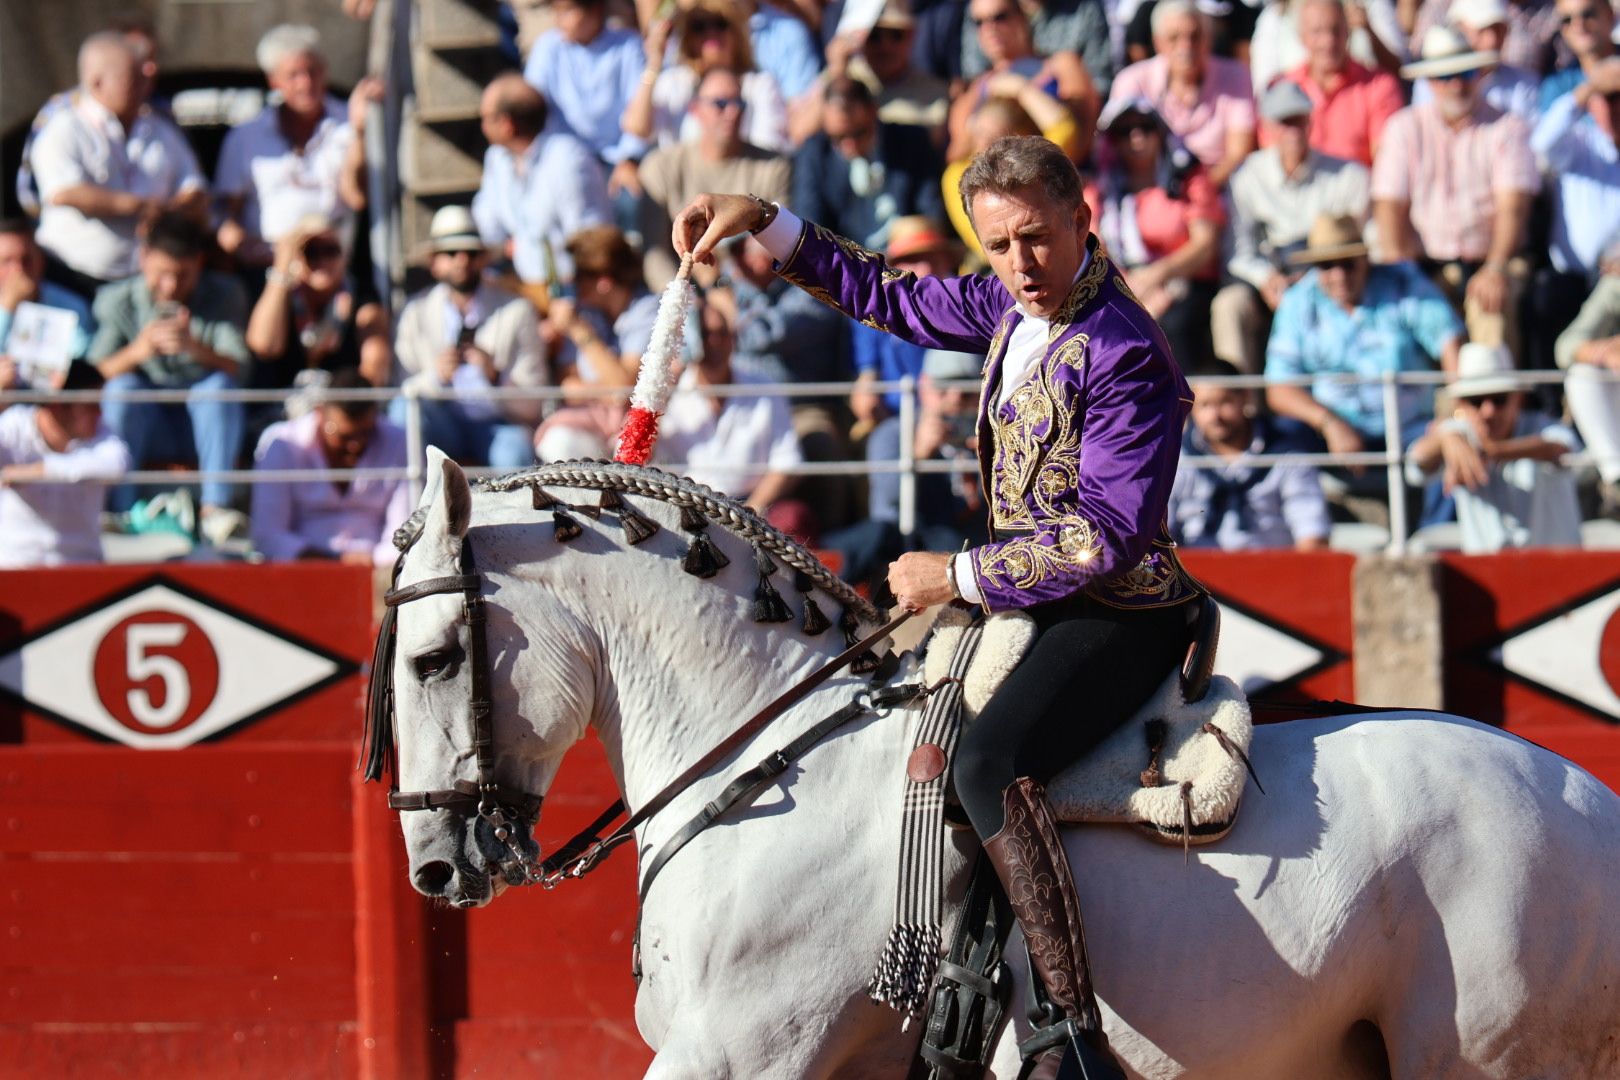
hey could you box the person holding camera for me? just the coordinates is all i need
[393,207,546,470]
[89,210,250,542]
[1091,96,1225,374]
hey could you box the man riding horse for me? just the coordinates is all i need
[675,134,1207,1076]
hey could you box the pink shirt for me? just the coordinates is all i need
[1370,100,1540,263]
[1285,61,1404,168]
[1108,55,1256,170]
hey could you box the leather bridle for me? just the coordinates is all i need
[363,533,917,896]
[363,543,548,886]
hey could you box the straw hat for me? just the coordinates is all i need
[1400,25,1498,80]
[1287,215,1370,266]
[873,0,916,30]
[887,216,955,260]
[1449,0,1510,30]
[423,206,488,255]
[1450,342,1527,399]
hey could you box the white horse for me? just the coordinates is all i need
[377,452,1620,1080]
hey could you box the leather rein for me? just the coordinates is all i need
[364,538,914,893]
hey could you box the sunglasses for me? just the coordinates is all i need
[867,26,907,44]
[699,95,745,111]
[303,240,343,263]
[1560,6,1602,25]
[1110,121,1158,137]
[687,15,730,35]
[972,8,1017,27]
[1460,392,1514,408]
[1431,67,1480,82]
[1315,256,1362,272]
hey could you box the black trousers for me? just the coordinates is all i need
[953,597,1194,838]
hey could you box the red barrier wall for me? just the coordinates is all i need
[1,554,1614,1078]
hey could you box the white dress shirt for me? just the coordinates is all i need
[472,132,610,284]
[213,97,355,244]
[30,95,205,280]
[0,406,131,568]
[657,366,803,499]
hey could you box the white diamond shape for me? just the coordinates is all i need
[1493,587,1620,720]
[1213,601,1326,695]
[0,583,341,747]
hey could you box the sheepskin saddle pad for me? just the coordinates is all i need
[922,606,1258,846]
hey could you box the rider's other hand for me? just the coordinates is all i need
[887,551,955,613]
[674,194,765,267]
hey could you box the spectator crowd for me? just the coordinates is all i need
[4,0,1620,572]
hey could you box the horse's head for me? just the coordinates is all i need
[372,450,594,907]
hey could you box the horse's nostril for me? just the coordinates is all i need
[414,860,455,895]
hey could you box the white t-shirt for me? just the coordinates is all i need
[0,405,132,567]
[30,95,206,280]
[656,366,802,498]
[213,98,355,244]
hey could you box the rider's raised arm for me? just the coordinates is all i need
[753,206,1006,354]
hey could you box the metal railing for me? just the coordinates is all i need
[2,366,1613,556]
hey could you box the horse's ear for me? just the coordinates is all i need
[420,447,472,545]
[440,455,472,541]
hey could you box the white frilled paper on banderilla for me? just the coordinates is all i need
[7,301,79,383]
[615,255,695,465]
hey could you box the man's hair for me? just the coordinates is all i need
[1150,0,1200,36]
[958,136,1084,224]
[566,225,643,289]
[1203,359,1243,381]
[487,72,548,138]
[0,217,37,243]
[321,368,380,420]
[1298,0,1346,20]
[696,65,744,98]
[824,75,876,108]
[78,31,136,86]
[143,210,210,261]
[60,360,107,394]
[256,23,323,76]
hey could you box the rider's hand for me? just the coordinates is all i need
[887,551,956,613]
[674,194,769,267]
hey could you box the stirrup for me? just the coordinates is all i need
[1017,944,1125,1080]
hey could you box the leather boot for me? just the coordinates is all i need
[983,777,1123,1080]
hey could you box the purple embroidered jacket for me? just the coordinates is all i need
[776,221,1205,613]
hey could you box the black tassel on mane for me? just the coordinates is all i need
[751,543,793,623]
[532,485,559,510]
[792,568,830,634]
[682,531,728,578]
[552,508,583,542]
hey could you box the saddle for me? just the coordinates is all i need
[920,594,1252,846]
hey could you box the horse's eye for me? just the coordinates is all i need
[413,647,463,681]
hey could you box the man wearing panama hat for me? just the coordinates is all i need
[1265,214,1464,474]
[1407,341,1582,551]
[1372,24,1538,351]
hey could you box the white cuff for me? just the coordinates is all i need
[755,206,805,264]
[952,551,984,606]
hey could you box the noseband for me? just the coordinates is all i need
[362,543,546,885]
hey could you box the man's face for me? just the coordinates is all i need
[698,304,733,368]
[270,50,327,118]
[825,96,878,157]
[478,85,510,146]
[919,373,975,418]
[1432,67,1482,118]
[1191,385,1252,446]
[1463,19,1509,52]
[864,24,913,81]
[969,0,1029,64]
[1155,11,1207,78]
[1456,390,1522,442]
[95,52,142,116]
[552,0,604,45]
[969,184,1090,319]
[431,249,486,293]
[1315,254,1369,309]
[46,400,102,443]
[0,233,44,290]
[1107,114,1164,167]
[140,248,201,304]
[693,72,746,146]
[125,29,159,102]
[1298,0,1349,71]
[1272,114,1312,158]
[1558,0,1614,58]
[319,405,378,468]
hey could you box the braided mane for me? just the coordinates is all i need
[397,460,879,624]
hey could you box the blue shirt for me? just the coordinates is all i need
[523,27,649,165]
[472,133,610,284]
[1265,261,1463,439]
[1539,65,1585,114]
[0,282,94,367]
[1169,419,1331,550]
[1531,90,1620,278]
[749,3,821,100]
[851,321,927,414]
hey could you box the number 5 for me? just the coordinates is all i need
[126,622,190,729]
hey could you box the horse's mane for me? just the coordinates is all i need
[394,460,880,625]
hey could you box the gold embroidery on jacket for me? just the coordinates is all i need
[777,224,908,332]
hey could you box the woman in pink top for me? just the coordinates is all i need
[945,0,1099,161]
[1089,98,1226,373]
[1108,0,1257,187]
